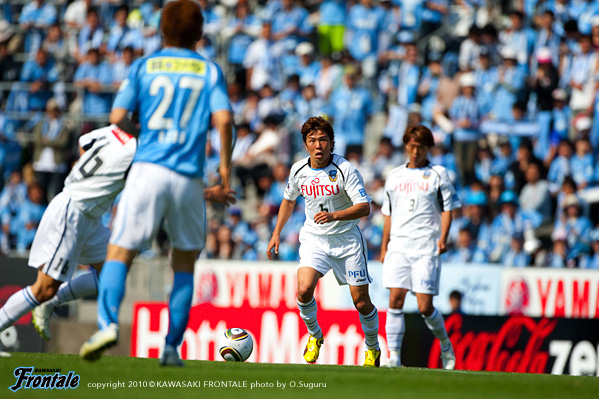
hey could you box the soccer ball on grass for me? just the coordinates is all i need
[218,328,253,362]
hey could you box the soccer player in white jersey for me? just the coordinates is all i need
[0,124,137,341]
[80,0,233,367]
[0,124,234,346]
[266,116,381,367]
[380,125,461,369]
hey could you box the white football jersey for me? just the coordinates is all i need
[382,162,461,256]
[63,125,137,218]
[284,154,372,235]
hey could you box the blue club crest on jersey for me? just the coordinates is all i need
[329,170,338,182]
[423,171,431,179]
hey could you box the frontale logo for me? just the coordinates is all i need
[9,367,80,392]
[329,170,337,182]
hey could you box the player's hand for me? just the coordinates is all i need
[379,248,387,263]
[314,212,335,224]
[205,185,237,206]
[266,236,280,260]
[437,239,447,255]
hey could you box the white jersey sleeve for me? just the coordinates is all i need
[63,125,137,218]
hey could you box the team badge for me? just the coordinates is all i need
[423,171,431,179]
[329,170,338,182]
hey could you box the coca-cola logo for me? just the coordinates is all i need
[195,271,218,304]
[505,277,530,315]
[429,314,557,373]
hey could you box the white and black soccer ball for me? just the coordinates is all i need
[218,328,253,362]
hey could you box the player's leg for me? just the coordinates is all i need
[415,292,455,369]
[82,164,167,361]
[158,172,206,366]
[349,284,381,367]
[297,266,324,363]
[412,255,455,370]
[387,287,409,367]
[0,269,59,334]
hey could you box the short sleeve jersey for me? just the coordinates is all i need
[63,125,137,218]
[382,162,461,256]
[284,154,372,235]
[113,47,231,178]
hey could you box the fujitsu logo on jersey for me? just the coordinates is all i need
[393,180,429,193]
[301,177,340,198]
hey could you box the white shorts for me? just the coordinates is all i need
[110,162,206,251]
[382,251,441,295]
[29,192,109,282]
[298,226,371,286]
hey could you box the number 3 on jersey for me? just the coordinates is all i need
[148,75,204,132]
[408,198,415,212]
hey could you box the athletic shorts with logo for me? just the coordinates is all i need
[298,225,372,286]
[29,192,109,282]
[382,250,441,295]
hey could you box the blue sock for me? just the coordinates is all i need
[165,272,194,347]
[97,260,128,330]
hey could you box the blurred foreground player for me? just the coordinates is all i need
[380,125,460,369]
[80,0,233,366]
[267,117,380,367]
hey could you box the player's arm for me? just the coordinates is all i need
[313,202,370,224]
[109,108,140,138]
[266,198,296,260]
[213,110,233,189]
[380,215,391,262]
[438,210,452,255]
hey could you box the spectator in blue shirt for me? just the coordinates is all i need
[295,42,321,87]
[223,1,261,87]
[449,72,482,185]
[75,7,104,64]
[490,190,526,263]
[73,48,113,116]
[418,52,443,124]
[19,48,58,111]
[569,34,595,114]
[473,47,497,116]
[18,0,58,55]
[111,46,134,88]
[547,139,573,192]
[491,47,526,121]
[502,232,530,267]
[555,194,593,260]
[462,190,492,261]
[106,5,143,60]
[317,0,347,54]
[571,136,594,189]
[15,184,46,254]
[345,0,385,62]
[499,10,537,70]
[533,11,561,70]
[550,89,570,144]
[271,0,313,49]
[585,229,599,269]
[328,66,373,155]
[398,0,423,31]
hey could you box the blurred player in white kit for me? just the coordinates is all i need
[267,116,381,367]
[380,124,460,369]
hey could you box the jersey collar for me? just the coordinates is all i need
[308,154,334,170]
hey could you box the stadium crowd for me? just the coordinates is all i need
[0,0,599,268]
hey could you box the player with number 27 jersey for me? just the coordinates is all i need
[285,154,372,235]
[113,47,230,177]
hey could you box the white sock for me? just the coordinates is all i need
[297,298,323,339]
[386,308,405,352]
[422,308,451,351]
[0,286,40,332]
[359,307,379,350]
[46,271,99,307]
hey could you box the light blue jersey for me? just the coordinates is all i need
[113,47,231,178]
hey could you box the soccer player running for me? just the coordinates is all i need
[266,116,381,367]
[80,0,233,366]
[380,125,460,369]
[0,124,137,342]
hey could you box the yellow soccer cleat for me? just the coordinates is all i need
[364,349,381,367]
[303,336,324,363]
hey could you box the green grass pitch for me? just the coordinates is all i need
[1,353,598,398]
